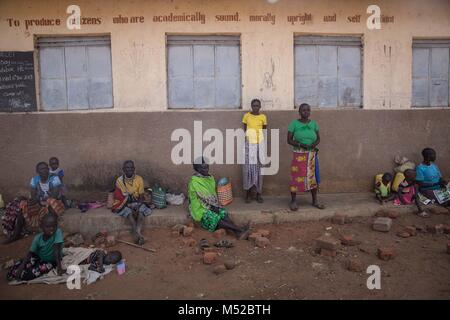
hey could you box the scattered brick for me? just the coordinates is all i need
[255,236,271,248]
[347,259,363,272]
[378,247,396,261]
[396,231,410,238]
[373,217,393,232]
[213,264,227,275]
[404,226,417,237]
[183,238,197,247]
[340,234,360,246]
[224,260,236,270]
[203,252,217,265]
[316,235,340,251]
[256,229,271,238]
[320,248,336,257]
[249,233,262,241]
[213,229,227,239]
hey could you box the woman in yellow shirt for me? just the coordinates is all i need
[242,99,267,203]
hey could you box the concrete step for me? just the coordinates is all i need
[59,193,419,237]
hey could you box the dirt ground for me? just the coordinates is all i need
[1,209,449,300]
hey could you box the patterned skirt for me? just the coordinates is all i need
[243,140,263,193]
[289,149,318,193]
[7,256,55,281]
[200,208,227,232]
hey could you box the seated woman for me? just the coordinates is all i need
[188,158,250,240]
[111,160,152,245]
[415,148,449,211]
[2,162,64,244]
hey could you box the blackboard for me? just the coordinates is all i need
[0,51,37,112]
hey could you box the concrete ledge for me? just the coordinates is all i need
[59,193,420,237]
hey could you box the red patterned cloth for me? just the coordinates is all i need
[289,149,318,193]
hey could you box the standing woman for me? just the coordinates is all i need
[287,103,325,211]
[242,99,267,203]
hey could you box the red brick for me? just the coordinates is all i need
[256,229,271,238]
[378,247,396,261]
[332,214,347,225]
[387,211,400,219]
[203,252,217,264]
[183,238,196,247]
[347,259,363,272]
[316,235,340,251]
[182,226,194,237]
[427,224,444,234]
[375,209,399,219]
[320,248,336,257]
[255,236,271,248]
[213,264,227,275]
[340,234,360,246]
[224,260,236,270]
[404,226,417,237]
[213,228,226,239]
[396,231,410,238]
[249,232,262,241]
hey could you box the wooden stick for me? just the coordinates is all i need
[117,239,156,253]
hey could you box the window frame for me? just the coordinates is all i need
[293,34,363,109]
[166,34,242,110]
[35,35,114,112]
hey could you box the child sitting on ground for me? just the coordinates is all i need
[81,249,122,273]
[374,172,394,204]
[394,169,423,211]
[7,214,64,281]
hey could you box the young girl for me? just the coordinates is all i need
[393,169,423,212]
[242,99,267,203]
[7,214,64,281]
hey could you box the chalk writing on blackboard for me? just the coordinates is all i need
[0,51,37,112]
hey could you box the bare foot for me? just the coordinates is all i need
[237,229,250,240]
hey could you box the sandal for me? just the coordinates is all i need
[214,240,234,248]
[199,238,210,249]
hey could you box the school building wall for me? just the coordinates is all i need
[0,0,449,198]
